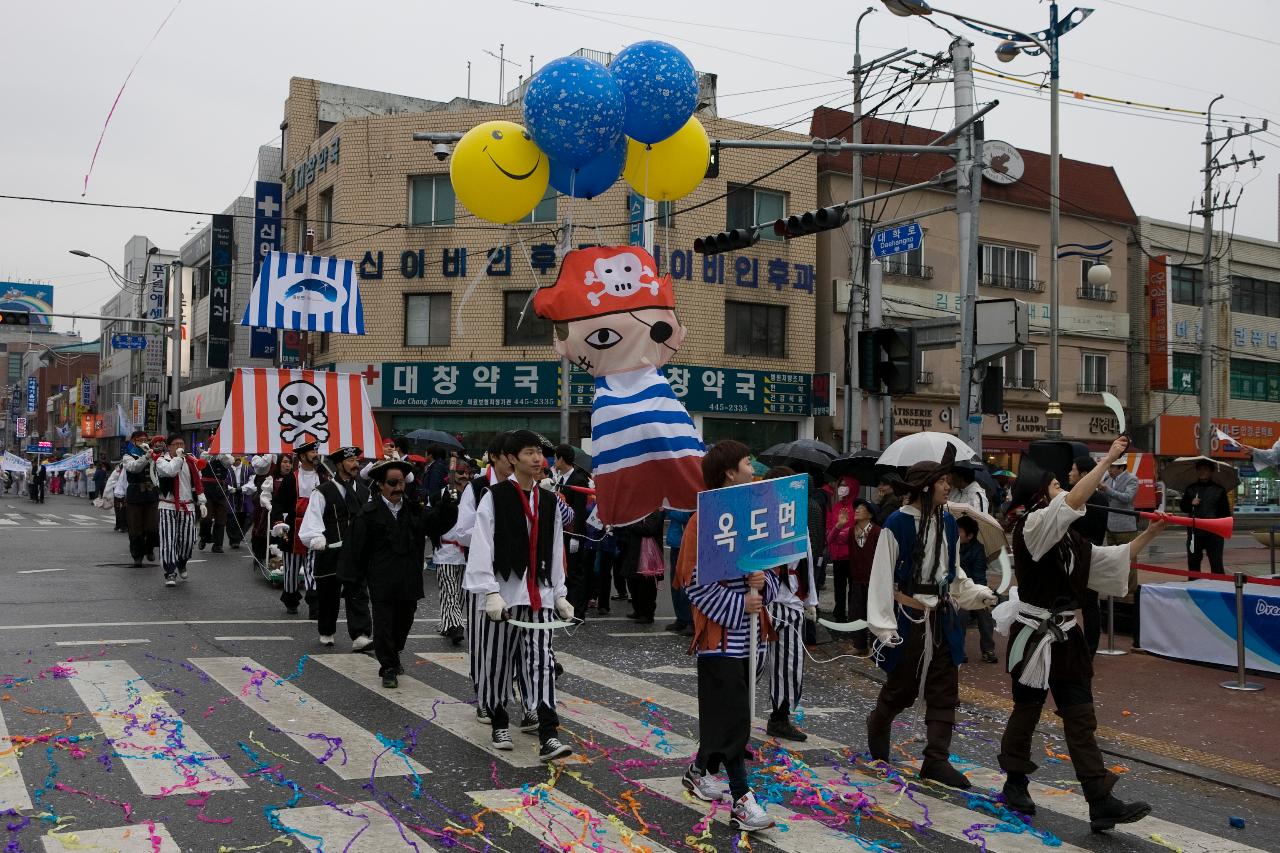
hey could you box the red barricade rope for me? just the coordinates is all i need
[1130,562,1280,587]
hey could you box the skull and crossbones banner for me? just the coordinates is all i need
[207,369,382,455]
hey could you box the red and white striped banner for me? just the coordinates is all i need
[208,369,381,456]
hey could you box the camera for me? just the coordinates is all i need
[432,143,451,161]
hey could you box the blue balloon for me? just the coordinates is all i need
[548,136,626,199]
[609,41,699,144]
[524,56,626,169]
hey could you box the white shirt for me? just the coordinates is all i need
[434,481,479,566]
[464,485,567,607]
[155,453,203,512]
[296,466,320,500]
[772,547,819,611]
[381,495,402,518]
[1021,492,1132,598]
[949,480,989,514]
[299,478,350,548]
[867,505,993,646]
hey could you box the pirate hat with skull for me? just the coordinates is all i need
[534,246,674,321]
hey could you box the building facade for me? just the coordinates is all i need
[281,76,819,454]
[1130,217,1280,509]
[811,109,1136,470]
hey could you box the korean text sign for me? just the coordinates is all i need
[695,474,810,584]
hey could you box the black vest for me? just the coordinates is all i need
[125,457,158,504]
[490,480,556,584]
[314,477,369,578]
[1011,518,1093,614]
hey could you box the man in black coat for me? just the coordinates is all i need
[1180,460,1232,574]
[551,444,592,618]
[341,459,456,688]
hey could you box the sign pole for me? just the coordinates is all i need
[748,612,758,722]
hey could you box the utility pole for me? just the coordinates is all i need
[952,37,983,453]
[867,259,885,449]
[169,260,184,429]
[843,7,875,454]
[1196,96,1267,453]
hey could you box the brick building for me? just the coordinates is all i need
[280,76,819,453]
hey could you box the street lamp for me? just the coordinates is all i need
[880,1,1095,438]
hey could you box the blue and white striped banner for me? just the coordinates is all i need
[240,251,365,334]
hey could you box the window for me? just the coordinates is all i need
[1170,265,1203,306]
[318,188,333,241]
[1230,358,1280,402]
[725,300,786,358]
[404,293,451,346]
[409,175,455,226]
[979,243,1039,290]
[294,204,308,251]
[318,332,330,354]
[520,186,558,224]
[1171,352,1200,394]
[883,242,930,278]
[7,353,20,383]
[656,200,675,230]
[1230,275,1280,318]
[1078,257,1115,300]
[1002,347,1038,389]
[1080,353,1109,393]
[727,184,787,241]
[503,291,553,346]
[192,264,209,300]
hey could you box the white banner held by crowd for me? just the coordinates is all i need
[46,449,94,472]
[2,451,31,473]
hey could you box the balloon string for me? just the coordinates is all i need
[512,232,540,329]
[455,226,512,336]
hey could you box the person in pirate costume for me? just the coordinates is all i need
[463,429,575,762]
[155,433,207,587]
[271,441,328,616]
[121,431,164,567]
[865,445,998,788]
[996,436,1166,831]
[299,446,374,652]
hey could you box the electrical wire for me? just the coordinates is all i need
[1097,0,1280,48]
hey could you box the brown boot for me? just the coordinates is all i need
[866,701,895,761]
[1058,703,1117,802]
[998,702,1044,777]
[919,720,971,789]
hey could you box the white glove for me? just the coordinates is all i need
[198,503,208,519]
[271,522,290,538]
[568,538,580,555]
[242,483,258,496]
[805,605,817,622]
[982,593,999,609]
[485,592,508,622]
[554,597,574,620]
[309,535,327,551]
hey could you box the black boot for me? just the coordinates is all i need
[1002,772,1037,815]
[919,720,971,789]
[866,701,894,761]
[1088,795,1151,832]
[766,706,808,742]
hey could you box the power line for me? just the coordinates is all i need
[1098,0,1280,47]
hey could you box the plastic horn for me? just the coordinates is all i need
[565,484,596,496]
[1099,506,1234,539]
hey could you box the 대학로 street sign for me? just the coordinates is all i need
[871,222,923,259]
[695,473,810,584]
[110,333,148,350]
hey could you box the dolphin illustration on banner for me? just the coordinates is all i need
[241,251,365,334]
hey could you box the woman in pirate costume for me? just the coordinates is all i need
[271,441,328,616]
[865,445,998,788]
[997,436,1165,831]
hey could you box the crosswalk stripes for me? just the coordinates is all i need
[310,652,568,769]
[952,762,1271,853]
[40,822,181,853]
[0,516,16,526]
[273,800,442,852]
[470,787,681,853]
[0,703,34,812]
[65,661,247,795]
[67,514,107,524]
[420,652,699,760]
[192,656,429,781]
[555,652,845,752]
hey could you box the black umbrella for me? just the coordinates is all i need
[758,439,840,471]
[403,429,464,451]
[564,445,593,472]
[827,448,883,484]
[955,457,1000,500]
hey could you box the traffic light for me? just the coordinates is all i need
[857,327,918,395]
[0,310,31,325]
[693,227,760,255]
[165,408,181,433]
[773,205,850,239]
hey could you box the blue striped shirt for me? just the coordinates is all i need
[686,572,779,659]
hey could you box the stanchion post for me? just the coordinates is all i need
[1220,571,1264,692]
[1095,595,1126,656]
[1271,524,1278,577]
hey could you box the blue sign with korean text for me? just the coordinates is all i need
[26,378,37,413]
[871,222,923,259]
[696,474,811,584]
[628,191,645,245]
[251,181,283,359]
[111,334,148,350]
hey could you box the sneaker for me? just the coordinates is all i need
[351,635,373,652]
[211,545,224,553]
[476,707,491,725]
[177,566,189,581]
[491,728,514,751]
[230,542,241,550]
[681,764,730,803]
[730,791,775,832]
[982,651,999,664]
[198,539,207,551]
[147,550,156,561]
[285,606,299,615]
[611,593,628,601]
[164,575,177,587]
[766,716,809,743]
[538,737,572,761]
[518,711,539,733]
[319,635,335,647]
[446,626,464,646]
[381,674,398,689]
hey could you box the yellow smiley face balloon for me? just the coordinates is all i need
[449,120,551,224]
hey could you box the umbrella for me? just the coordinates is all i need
[1161,455,1240,492]
[758,439,840,470]
[827,448,883,484]
[403,429,465,451]
[946,501,1008,562]
[564,445,593,472]
[878,431,978,470]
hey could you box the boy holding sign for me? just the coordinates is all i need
[676,440,797,834]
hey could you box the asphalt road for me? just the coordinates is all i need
[1,492,1276,852]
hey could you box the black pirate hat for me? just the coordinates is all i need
[884,443,957,496]
[1009,456,1055,512]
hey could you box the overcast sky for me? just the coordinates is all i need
[2,0,1277,339]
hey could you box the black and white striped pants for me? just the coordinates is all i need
[474,604,557,716]
[282,552,315,594]
[436,564,466,633]
[158,508,196,576]
[768,602,805,714]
